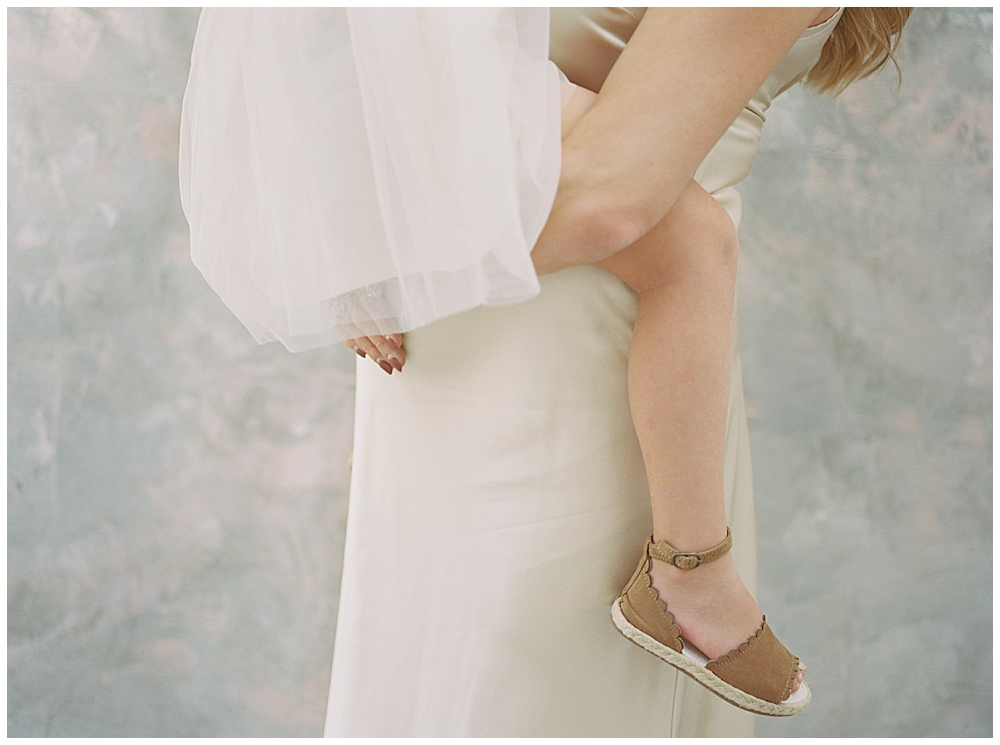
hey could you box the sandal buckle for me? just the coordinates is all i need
[671,552,703,570]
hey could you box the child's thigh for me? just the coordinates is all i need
[561,82,599,138]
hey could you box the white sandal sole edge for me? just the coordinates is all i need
[611,598,811,717]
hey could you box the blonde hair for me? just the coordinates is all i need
[806,8,913,96]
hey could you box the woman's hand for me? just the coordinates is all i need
[344,333,405,375]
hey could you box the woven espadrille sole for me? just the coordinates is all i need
[611,598,811,717]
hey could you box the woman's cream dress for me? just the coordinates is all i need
[324,8,842,737]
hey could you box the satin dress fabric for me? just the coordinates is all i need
[324,8,842,737]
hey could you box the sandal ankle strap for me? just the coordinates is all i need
[649,528,732,570]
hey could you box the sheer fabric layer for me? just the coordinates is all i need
[179,9,562,351]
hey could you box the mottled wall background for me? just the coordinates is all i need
[7,8,991,738]
[8,8,352,736]
[743,8,992,738]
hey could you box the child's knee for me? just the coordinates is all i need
[598,186,738,293]
[669,189,739,279]
[703,199,739,273]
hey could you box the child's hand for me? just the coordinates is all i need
[343,332,405,375]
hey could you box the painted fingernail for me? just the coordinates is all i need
[378,360,393,375]
[355,348,366,358]
[387,355,403,372]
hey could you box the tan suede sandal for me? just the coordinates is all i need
[611,529,810,717]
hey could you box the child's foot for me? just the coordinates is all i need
[647,552,806,694]
[613,535,809,713]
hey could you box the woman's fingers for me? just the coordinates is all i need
[354,336,393,374]
[337,303,406,374]
[340,327,406,375]
[369,334,405,372]
[365,321,406,371]
[339,322,391,374]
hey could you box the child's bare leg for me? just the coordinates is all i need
[565,85,804,687]
[597,183,805,690]
[556,82,807,691]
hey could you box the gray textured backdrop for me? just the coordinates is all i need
[7,8,992,737]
